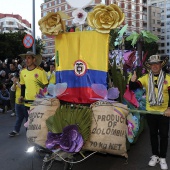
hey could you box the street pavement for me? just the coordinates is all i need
[0,111,170,170]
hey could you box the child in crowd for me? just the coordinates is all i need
[9,72,26,137]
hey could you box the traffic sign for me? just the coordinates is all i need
[23,34,34,48]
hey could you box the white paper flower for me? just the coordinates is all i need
[72,9,87,25]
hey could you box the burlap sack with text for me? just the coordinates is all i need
[26,98,60,147]
[83,101,129,158]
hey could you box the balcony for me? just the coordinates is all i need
[142,3,147,8]
[143,18,147,22]
[44,0,52,2]
[143,11,147,15]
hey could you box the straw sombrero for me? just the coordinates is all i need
[19,51,42,66]
[143,55,168,69]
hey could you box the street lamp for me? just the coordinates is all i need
[32,0,36,54]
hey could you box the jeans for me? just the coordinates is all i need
[10,89,15,113]
[14,104,28,133]
[146,114,170,158]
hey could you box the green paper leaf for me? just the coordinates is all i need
[118,24,128,37]
[126,32,139,47]
[46,105,92,142]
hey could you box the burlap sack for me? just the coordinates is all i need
[83,101,129,158]
[26,98,60,147]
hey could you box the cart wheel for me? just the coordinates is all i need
[63,157,75,170]
[36,147,52,158]
[64,162,73,170]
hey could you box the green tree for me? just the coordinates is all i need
[35,38,45,54]
[0,32,44,61]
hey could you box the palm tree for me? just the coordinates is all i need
[126,30,159,65]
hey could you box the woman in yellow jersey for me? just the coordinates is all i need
[129,55,170,170]
[47,63,56,84]
[8,72,26,137]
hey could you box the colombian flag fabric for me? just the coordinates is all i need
[55,31,109,104]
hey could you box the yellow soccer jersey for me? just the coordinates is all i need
[20,66,48,106]
[15,84,21,104]
[47,71,56,84]
[138,73,170,112]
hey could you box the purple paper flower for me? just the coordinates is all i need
[46,125,84,153]
[46,132,62,150]
[36,87,48,98]
[60,125,84,153]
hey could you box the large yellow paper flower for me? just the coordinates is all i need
[87,4,125,33]
[38,12,66,36]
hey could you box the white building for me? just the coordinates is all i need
[148,0,170,56]
[0,13,32,35]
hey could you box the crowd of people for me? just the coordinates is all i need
[0,53,55,115]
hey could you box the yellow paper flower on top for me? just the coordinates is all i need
[38,12,69,36]
[87,4,125,34]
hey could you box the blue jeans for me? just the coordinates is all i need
[14,104,28,133]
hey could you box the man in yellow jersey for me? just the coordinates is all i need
[8,72,26,137]
[129,55,170,170]
[18,51,48,122]
[47,63,56,84]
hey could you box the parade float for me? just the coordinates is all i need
[25,1,160,169]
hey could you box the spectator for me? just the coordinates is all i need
[10,71,20,117]
[0,83,10,113]
[42,60,50,72]
[8,72,26,137]
[5,63,18,89]
[47,63,56,84]
[17,59,23,70]
[0,70,7,85]
[2,62,9,78]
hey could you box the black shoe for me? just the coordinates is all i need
[9,131,19,137]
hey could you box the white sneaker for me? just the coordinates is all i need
[148,155,159,166]
[159,158,168,170]
[10,113,16,117]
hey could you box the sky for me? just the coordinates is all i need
[0,0,44,38]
